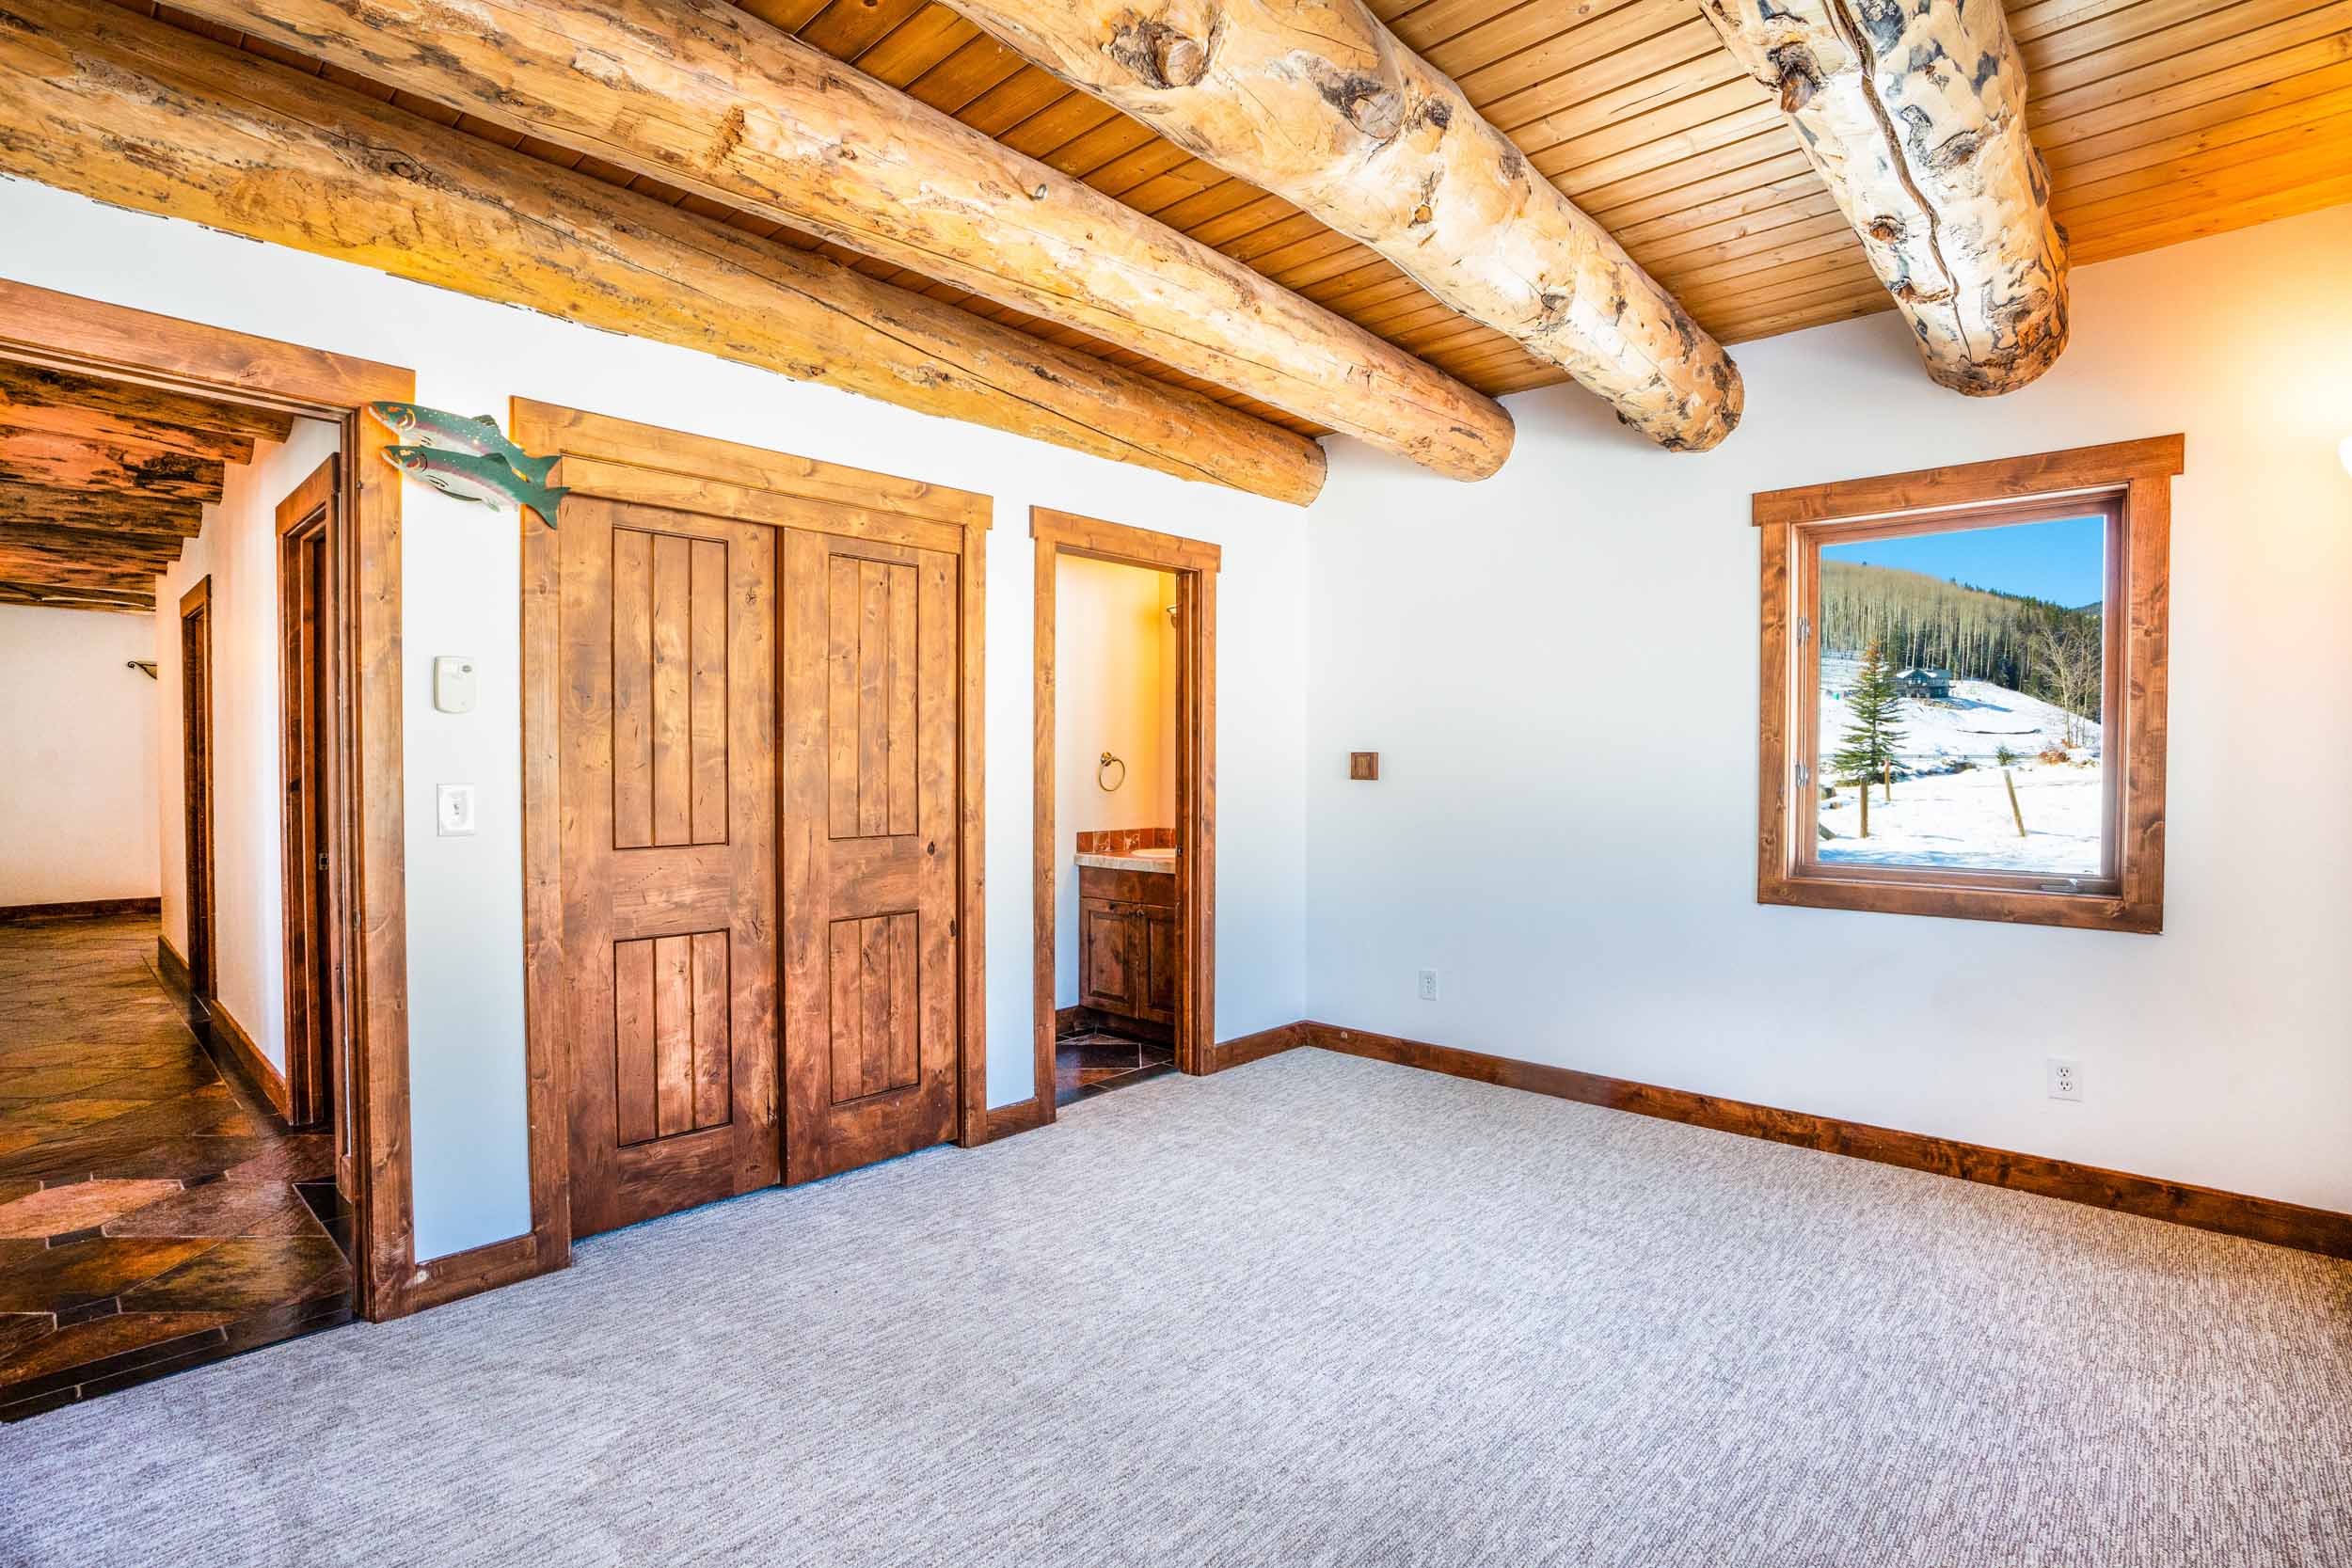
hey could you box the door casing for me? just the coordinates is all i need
[276,456,340,1131]
[179,577,216,1006]
[1028,509,1219,1123]
[0,279,424,1319]
[514,399,991,1267]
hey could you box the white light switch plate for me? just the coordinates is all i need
[433,655,478,715]
[437,783,477,837]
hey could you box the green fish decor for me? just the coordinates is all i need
[381,444,570,528]
[366,402,567,528]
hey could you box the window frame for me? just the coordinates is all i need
[1754,436,2184,934]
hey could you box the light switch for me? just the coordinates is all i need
[436,783,477,838]
[433,656,478,715]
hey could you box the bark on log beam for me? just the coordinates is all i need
[0,361,294,451]
[0,428,227,501]
[939,0,1741,452]
[0,405,255,466]
[0,481,206,537]
[0,521,186,565]
[0,578,156,611]
[0,533,183,580]
[0,0,1329,504]
[152,0,1508,480]
[1703,0,2070,395]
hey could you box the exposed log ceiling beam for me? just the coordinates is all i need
[931,0,1740,451]
[1703,0,2071,394]
[0,578,157,612]
[0,536,181,598]
[154,0,1513,480]
[118,0,2336,414]
[875,0,2340,361]
[0,562,161,591]
[0,404,253,466]
[0,521,186,565]
[0,0,1331,504]
[0,361,290,461]
[0,481,206,538]
[0,427,228,501]
[44,0,2351,423]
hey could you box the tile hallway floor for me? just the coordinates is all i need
[1054,1030,1176,1106]
[0,914,351,1421]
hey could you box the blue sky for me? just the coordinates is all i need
[1823,513,2107,607]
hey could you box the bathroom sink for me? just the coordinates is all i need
[1136,847,1177,861]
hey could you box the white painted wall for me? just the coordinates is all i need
[1304,205,2352,1215]
[0,178,1311,1261]
[0,605,161,907]
[8,175,2341,1254]
[1053,555,1177,1006]
[154,419,343,1075]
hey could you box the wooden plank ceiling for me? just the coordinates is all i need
[0,360,293,611]
[102,0,2352,444]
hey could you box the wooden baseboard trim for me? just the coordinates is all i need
[0,895,160,923]
[405,1233,557,1315]
[154,934,192,995]
[1301,1022,2352,1261]
[986,1097,1050,1143]
[1203,1021,1306,1074]
[206,999,294,1124]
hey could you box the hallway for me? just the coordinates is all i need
[0,914,350,1421]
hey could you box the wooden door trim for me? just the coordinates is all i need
[276,455,337,1128]
[179,577,215,1005]
[1028,508,1218,1125]
[512,400,993,1263]
[0,280,419,1321]
[512,399,992,540]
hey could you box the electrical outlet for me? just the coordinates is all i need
[1417,968,1439,1002]
[2047,1055,2082,1102]
[436,783,477,838]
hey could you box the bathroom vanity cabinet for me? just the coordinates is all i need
[1076,863,1178,1030]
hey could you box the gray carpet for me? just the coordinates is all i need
[5,1048,2349,1567]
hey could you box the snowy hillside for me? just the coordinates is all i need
[1816,654,2103,875]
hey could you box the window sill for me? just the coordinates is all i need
[1758,869,2160,934]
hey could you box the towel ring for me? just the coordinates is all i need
[1097,752,1126,792]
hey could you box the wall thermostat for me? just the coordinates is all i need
[433,656,477,715]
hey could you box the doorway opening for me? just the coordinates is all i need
[0,281,431,1426]
[1030,509,1218,1122]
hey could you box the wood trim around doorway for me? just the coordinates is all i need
[0,280,419,1321]
[178,576,215,1005]
[509,399,993,1273]
[1027,508,1219,1129]
[275,456,339,1131]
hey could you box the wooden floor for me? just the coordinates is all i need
[0,913,350,1421]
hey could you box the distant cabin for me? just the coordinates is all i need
[1897,666,1954,699]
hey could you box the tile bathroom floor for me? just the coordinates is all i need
[0,914,352,1422]
[1055,1030,1176,1107]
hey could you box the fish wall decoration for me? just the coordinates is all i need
[382,444,570,529]
[366,403,566,528]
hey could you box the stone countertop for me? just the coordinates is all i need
[1075,850,1176,875]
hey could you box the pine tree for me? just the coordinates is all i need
[1833,641,1908,807]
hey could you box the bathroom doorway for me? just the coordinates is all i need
[1030,509,1218,1122]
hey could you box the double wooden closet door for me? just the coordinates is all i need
[558,497,963,1237]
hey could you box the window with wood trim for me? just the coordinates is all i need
[1755,436,2183,933]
